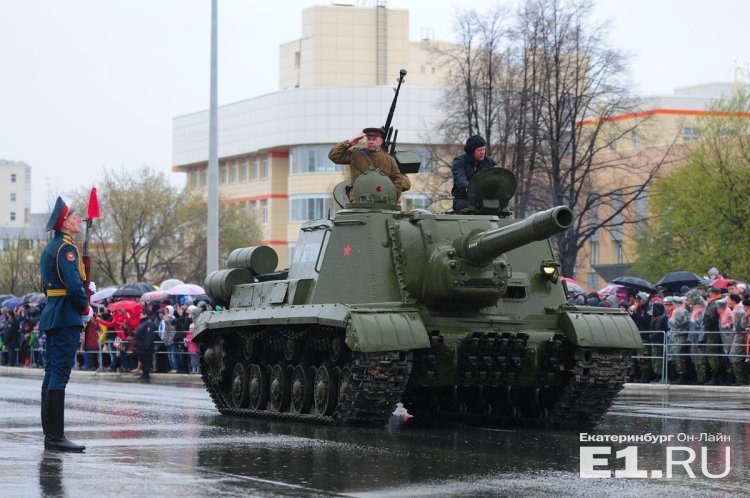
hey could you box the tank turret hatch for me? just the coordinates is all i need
[334,171,400,210]
[463,167,518,217]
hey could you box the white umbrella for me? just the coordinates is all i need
[90,286,119,303]
[159,278,184,292]
[167,283,205,296]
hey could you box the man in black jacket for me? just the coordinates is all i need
[133,305,155,380]
[451,135,497,212]
[4,311,20,366]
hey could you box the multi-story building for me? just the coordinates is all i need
[577,83,745,288]
[172,3,451,265]
[0,159,31,228]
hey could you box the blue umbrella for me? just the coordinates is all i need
[2,297,22,309]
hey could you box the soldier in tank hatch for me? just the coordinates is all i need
[328,127,404,202]
[451,134,497,212]
[38,196,95,452]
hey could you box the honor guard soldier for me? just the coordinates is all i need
[39,196,93,452]
[329,127,404,202]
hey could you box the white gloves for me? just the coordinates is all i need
[83,307,94,322]
[89,281,97,294]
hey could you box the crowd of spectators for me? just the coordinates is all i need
[0,296,209,376]
[567,269,750,386]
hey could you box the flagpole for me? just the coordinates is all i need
[207,0,219,275]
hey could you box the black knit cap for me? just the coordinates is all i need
[464,134,486,154]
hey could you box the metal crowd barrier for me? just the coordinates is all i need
[632,329,749,384]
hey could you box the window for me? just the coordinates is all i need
[219,163,227,184]
[10,212,16,221]
[250,200,258,221]
[239,159,248,182]
[589,240,599,265]
[10,193,16,202]
[294,51,300,69]
[610,192,623,241]
[252,157,259,179]
[289,145,341,174]
[262,156,269,179]
[631,129,640,148]
[230,161,237,183]
[613,240,623,264]
[200,167,207,187]
[10,173,16,183]
[402,195,432,211]
[289,194,331,221]
[634,189,648,229]
[608,134,617,151]
[683,127,697,142]
[260,199,268,224]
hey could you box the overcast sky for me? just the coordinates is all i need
[2,0,749,213]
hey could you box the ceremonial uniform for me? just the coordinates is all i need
[39,197,89,452]
[329,127,403,199]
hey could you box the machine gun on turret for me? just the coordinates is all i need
[382,69,421,174]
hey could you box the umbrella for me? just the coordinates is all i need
[139,290,171,304]
[168,283,205,296]
[107,300,143,315]
[159,278,184,292]
[91,286,119,303]
[2,297,22,309]
[561,277,585,294]
[20,292,47,304]
[655,271,702,291]
[711,278,736,290]
[611,276,657,294]
[112,282,155,299]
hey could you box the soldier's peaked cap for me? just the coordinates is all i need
[363,127,385,138]
[45,196,75,232]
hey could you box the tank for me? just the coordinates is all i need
[193,168,642,428]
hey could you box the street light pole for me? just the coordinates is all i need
[207,0,219,275]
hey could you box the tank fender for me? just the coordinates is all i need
[346,308,430,352]
[558,309,642,349]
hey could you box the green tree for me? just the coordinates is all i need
[633,87,750,281]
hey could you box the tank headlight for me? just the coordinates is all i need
[540,260,560,284]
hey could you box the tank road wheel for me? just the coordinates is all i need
[230,362,250,408]
[328,334,343,363]
[248,363,269,410]
[269,364,291,412]
[283,337,298,362]
[204,337,228,382]
[243,337,256,361]
[313,364,338,416]
[289,365,313,414]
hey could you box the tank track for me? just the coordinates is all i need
[200,331,412,426]
[402,348,629,429]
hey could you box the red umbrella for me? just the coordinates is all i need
[711,278,736,290]
[561,277,585,294]
[107,300,143,315]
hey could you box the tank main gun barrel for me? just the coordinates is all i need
[454,206,574,265]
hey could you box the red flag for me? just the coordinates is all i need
[87,187,99,220]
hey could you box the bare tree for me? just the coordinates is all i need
[70,166,263,286]
[0,231,43,295]
[431,0,677,278]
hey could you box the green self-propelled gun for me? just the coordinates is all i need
[193,168,641,428]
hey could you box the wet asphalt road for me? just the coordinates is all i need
[0,368,748,497]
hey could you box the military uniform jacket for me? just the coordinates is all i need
[38,232,88,331]
[328,141,403,196]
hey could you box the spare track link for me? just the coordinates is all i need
[403,348,628,429]
[200,350,413,426]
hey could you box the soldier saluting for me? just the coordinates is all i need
[39,197,92,452]
[329,127,404,202]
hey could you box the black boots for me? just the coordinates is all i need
[41,387,49,436]
[44,389,85,452]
